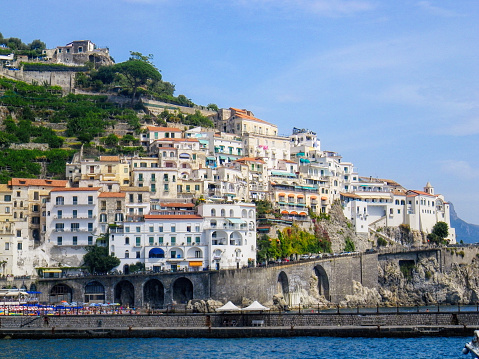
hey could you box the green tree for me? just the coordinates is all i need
[83,245,120,274]
[28,39,46,51]
[428,221,449,245]
[113,52,162,104]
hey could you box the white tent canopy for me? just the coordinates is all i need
[242,301,270,311]
[216,301,241,312]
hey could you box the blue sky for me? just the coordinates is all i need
[3,0,479,224]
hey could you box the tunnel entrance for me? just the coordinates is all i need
[313,265,330,301]
[277,271,290,305]
[144,279,165,309]
[172,277,193,304]
[114,280,135,307]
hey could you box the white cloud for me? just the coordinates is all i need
[416,1,461,17]
[234,0,375,17]
[440,160,479,180]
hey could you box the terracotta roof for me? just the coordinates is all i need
[99,192,125,198]
[155,138,198,143]
[408,190,437,197]
[160,203,195,208]
[50,187,100,192]
[99,156,120,162]
[230,107,276,126]
[146,126,182,132]
[9,178,69,187]
[144,214,202,220]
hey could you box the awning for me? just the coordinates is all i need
[296,152,305,156]
[199,139,209,145]
[278,193,286,196]
[321,196,328,201]
[189,261,203,267]
[288,194,295,197]
[300,158,310,163]
[297,194,305,198]
[227,218,246,224]
[281,210,289,214]
[271,171,296,177]
[299,212,307,216]
[219,155,227,160]
[290,211,298,215]
[206,156,216,161]
[43,269,62,273]
[310,195,317,200]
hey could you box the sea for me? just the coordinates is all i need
[1,336,471,358]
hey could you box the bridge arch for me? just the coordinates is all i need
[172,277,193,304]
[277,271,290,305]
[143,279,165,309]
[313,265,330,301]
[114,280,135,307]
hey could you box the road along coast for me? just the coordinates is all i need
[0,311,478,339]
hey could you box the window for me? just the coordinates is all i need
[16,229,21,237]
[88,210,93,218]
[149,237,154,245]
[129,194,134,202]
[57,210,63,219]
[159,226,163,232]
[4,207,10,213]
[88,236,93,245]
[100,214,107,223]
[164,184,169,191]
[195,226,200,232]
[159,237,163,244]
[136,251,140,259]
[195,250,201,258]
[73,196,78,205]
[151,184,156,192]
[55,223,64,232]
[101,201,106,210]
[195,236,200,244]
[170,250,176,258]
[195,185,200,191]
[56,196,64,205]
[171,237,176,245]
[171,226,176,232]
[125,237,130,245]
[186,185,191,192]
[125,250,129,259]
[5,243,9,250]
[32,204,39,212]
[149,226,154,233]
[88,196,93,205]
[187,236,192,244]
[73,210,77,218]
[136,237,141,246]
[138,174,143,181]
[72,236,78,246]
[136,226,141,233]
[187,226,191,232]
[138,194,143,203]
[116,201,122,210]
[88,223,93,232]
[18,242,23,250]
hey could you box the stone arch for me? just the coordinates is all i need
[49,283,72,303]
[143,279,165,309]
[114,280,135,307]
[85,281,105,303]
[313,265,330,300]
[229,231,243,245]
[172,277,193,304]
[277,271,290,305]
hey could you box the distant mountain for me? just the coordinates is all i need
[450,203,479,243]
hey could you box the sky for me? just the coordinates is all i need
[2,0,479,224]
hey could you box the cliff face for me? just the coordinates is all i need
[378,255,479,306]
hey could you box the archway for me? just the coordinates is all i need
[172,277,193,304]
[143,279,165,309]
[277,271,290,305]
[85,281,105,303]
[313,265,330,300]
[49,283,72,303]
[114,280,135,307]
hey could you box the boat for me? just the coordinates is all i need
[463,330,479,358]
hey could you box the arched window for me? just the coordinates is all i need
[125,250,129,258]
[221,209,225,217]
[249,210,254,218]
[19,212,23,218]
[230,209,234,217]
[149,248,165,258]
[242,209,247,218]
[211,208,216,217]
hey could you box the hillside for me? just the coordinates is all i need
[450,203,479,243]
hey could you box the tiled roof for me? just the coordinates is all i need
[9,178,69,187]
[340,193,362,199]
[99,156,120,162]
[230,107,275,127]
[144,214,203,220]
[408,190,437,197]
[99,192,126,198]
[146,126,182,132]
[50,187,100,192]
[235,157,265,164]
[160,203,195,208]
[155,138,198,142]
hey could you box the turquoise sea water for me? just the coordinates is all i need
[1,336,470,358]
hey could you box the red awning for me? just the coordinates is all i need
[299,212,307,216]
[290,211,298,215]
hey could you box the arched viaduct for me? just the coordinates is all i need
[35,253,378,307]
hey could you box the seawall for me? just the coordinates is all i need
[0,312,477,339]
